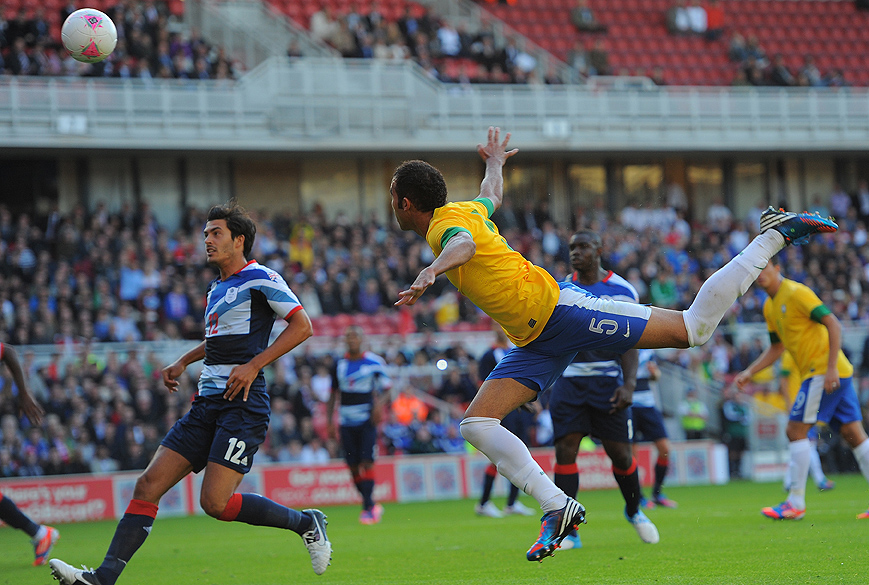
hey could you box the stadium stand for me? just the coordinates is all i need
[0,0,867,489]
[482,0,869,86]
[0,190,858,479]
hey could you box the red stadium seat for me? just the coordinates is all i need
[333,314,353,330]
[442,0,869,87]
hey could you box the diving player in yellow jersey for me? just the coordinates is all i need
[735,257,869,520]
[390,127,838,560]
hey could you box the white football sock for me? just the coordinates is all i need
[851,439,869,485]
[682,231,784,346]
[461,417,566,512]
[783,461,792,491]
[787,439,811,510]
[809,441,827,486]
[31,525,47,543]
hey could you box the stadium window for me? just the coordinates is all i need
[621,164,665,209]
[501,162,552,221]
[567,164,607,228]
[687,163,725,226]
[733,162,769,222]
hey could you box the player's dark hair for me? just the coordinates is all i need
[571,229,602,246]
[392,160,448,213]
[207,200,256,258]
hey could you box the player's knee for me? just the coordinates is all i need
[200,494,227,519]
[785,424,809,442]
[133,470,161,502]
[681,309,712,347]
[841,422,868,447]
[657,440,671,459]
[602,442,631,469]
[611,452,633,470]
[554,438,580,463]
[459,416,499,447]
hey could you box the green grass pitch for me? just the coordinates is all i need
[3,474,867,585]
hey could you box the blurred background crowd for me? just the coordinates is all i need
[1,179,869,480]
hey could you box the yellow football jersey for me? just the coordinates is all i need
[426,199,559,347]
[762,278,853,381]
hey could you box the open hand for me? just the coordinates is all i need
[476,126,518,165]
[224,362,259,402]
[395,267,436,306]
[162,362,186,393]
[609,385,633,414]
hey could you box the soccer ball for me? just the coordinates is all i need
[61,8,118,64]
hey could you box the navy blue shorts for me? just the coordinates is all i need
[161,392,270,474]
[488,282,651,392]
[340,422,377,467]
[549,376,633,443]
[631,405,669,442]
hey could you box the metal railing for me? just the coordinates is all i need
[419,0,576,83]
[186,0,337,71]
[1,58,868,151]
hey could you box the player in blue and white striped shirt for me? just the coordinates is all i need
[632,349,677,509]
[50,202,331,585]
[328,325,392,525]
[549,229,659,548]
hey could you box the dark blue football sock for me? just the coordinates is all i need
[94,500,158,585]
[506,484,520,507]
[358,479,375,511]
[479,464,497,504]
[613,459,641,516]
[0,495,40,537]
[554,462,580,499]
[220,493,311,534]
[653,462,668,497]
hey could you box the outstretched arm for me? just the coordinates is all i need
[734,340,785,390]
[476,126,518,213]
[1,344,44,426]
[395,231,476,306]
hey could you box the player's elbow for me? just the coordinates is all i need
[299,318,314,341]
[459,237,476,261]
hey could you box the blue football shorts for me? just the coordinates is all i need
[790,375,861,430]
[487,282,651,393]
[631,405,669,442]
[549,375,633,443]
[340,422,378,467]
[161,391,270,474]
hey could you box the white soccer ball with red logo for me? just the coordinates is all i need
[61,8,118,64]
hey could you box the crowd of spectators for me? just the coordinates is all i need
[727,33,848,88]
[301,3,549,85]
[3,179,869,478]
[0,1,240,80]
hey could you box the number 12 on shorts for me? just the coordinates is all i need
[224,437,249,465]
